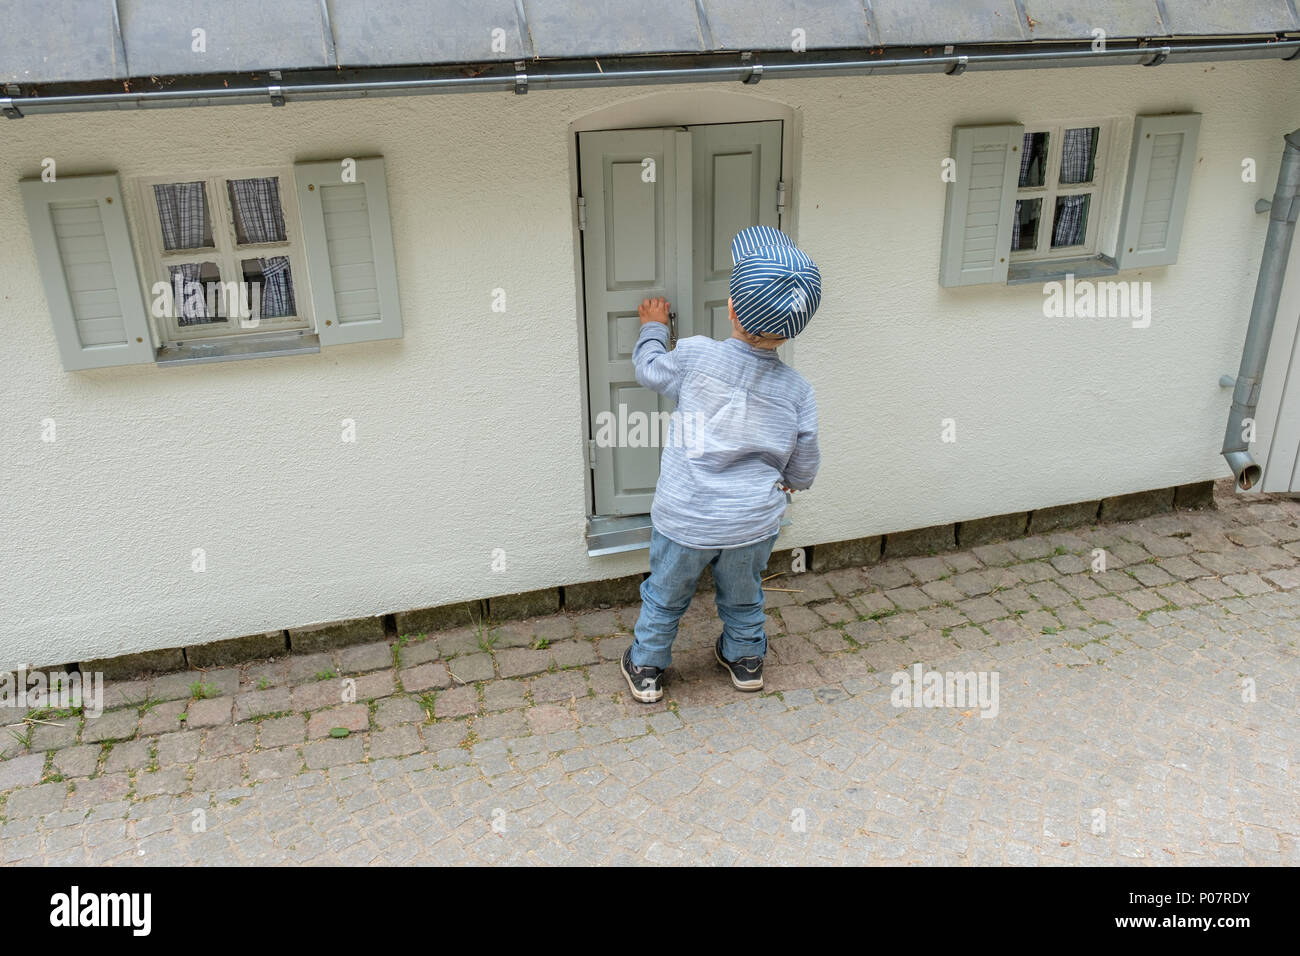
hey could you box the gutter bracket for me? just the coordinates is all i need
[741,52,762,84]
[2,83,21,118]
[268,70,285,107]
[1142,46,1171,67]
[946,55,969,76]
[515,60,528,94]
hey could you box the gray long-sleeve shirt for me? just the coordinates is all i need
[633,322,820,549]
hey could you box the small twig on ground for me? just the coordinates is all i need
[762,587,802,593]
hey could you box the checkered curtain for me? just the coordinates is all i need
[153,182,211,325]
[1053,128,1094,248]
[228,177,294,318]
[1010,132,1036,251]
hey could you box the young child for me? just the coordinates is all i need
[621,225,822,703]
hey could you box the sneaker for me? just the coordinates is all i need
[621,646,665,703]
[715,636,764,691]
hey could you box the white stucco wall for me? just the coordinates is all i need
[2,59,1295,668]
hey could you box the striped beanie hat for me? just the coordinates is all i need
[729,225,822,339]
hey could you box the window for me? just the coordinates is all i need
[1010,121,1110,261]
[939,114,1201,288]
[22,157,404,371]
[137,169,312,342]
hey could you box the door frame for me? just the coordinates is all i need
[567,90,802,519]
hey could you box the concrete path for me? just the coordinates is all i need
[2,480,1297,865]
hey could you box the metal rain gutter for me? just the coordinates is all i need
[1221,128,1300,490]
[2,37,1299,117]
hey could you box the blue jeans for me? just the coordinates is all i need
[630,526,780,670]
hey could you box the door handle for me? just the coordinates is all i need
[668,311,677,347]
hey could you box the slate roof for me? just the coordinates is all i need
[3,0,1300,86]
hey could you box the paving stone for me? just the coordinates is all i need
[369,726,423,760]
[51,744,100,779]
[397,636,443,668]
[338,642,395,674]
[234,687,291,722]
[135,767,189,797]
[100,679,151,711]
[495,647,552,679]
[399,662,451,693]
[154,730,201,766]
[287,653,338,684]
[104,739,152,773]
[304,738,364,770]
[306,704,370,739]
[475,709,529,739]
[28,719,80,752]
[529,671,588,704]
[433,686,478,719]
[448,653,495,684]
[353,672,396,700]
[185,697,233,729]
[550,639,600,668]
[572,609,625,637]
[248,748,302,782]
[373,696,425,728]
[258,714,307,748]
[0,753,45,789]
[190,757,243,792]
[420,722,467,751]
[527,704,577,735]
[290,680,350,712]
[81,709,138,744]
[66,774,129,809]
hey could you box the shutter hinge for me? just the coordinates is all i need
[776,180,786,216]
[587,439,597,470]
[577,195,586,231]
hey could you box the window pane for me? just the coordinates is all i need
[153,182,213,251]
[1052,194,1092,248]
[1012,198,1042,252]
[1059,127,1099,184]
[168,261,227,326]
[1019,132,1050,188]
[227,177,287,244]
[241,257,297,318]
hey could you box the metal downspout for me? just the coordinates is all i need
[1222,128,1300,490]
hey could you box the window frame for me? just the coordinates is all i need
[133,165,314,344]
[1009,118,1114,264]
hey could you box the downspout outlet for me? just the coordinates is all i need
[1224,450,1262,491]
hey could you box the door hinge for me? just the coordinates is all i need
[577,195,586,231]
[588,439,597,470]
[776,180,786,217]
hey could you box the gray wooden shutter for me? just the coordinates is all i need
[21,173,153,370]
[294,157,402,345]
[1115,114,1201,269]
[689,120,783,341]
[579,128,692,516]
[939,124,1024,287]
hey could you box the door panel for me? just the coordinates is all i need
[688,121,783,342]
[579,128,692,515]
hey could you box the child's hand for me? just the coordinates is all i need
[638,296,671,326]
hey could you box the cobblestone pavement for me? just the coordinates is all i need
[2,480,1298,865]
